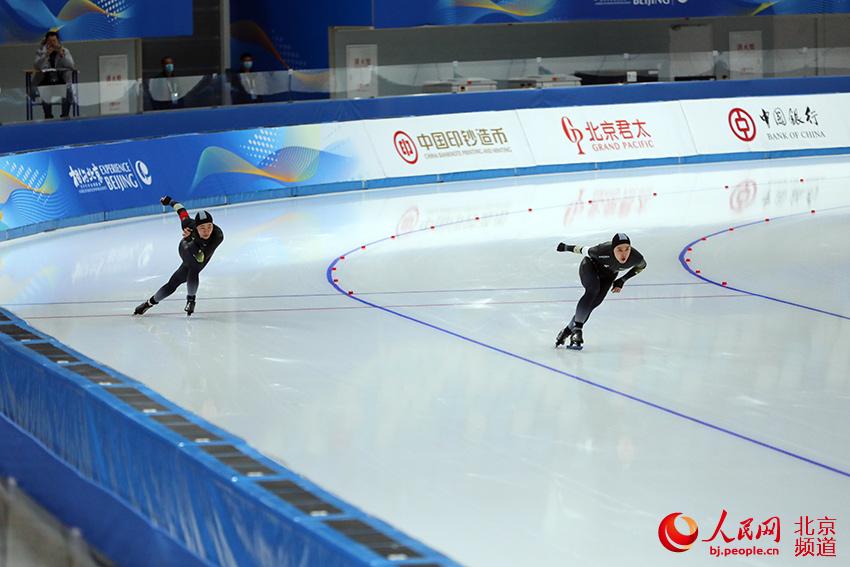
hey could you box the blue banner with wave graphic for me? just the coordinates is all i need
[0,123,377,232]
[374,0,850,28]
[0,0,191,44]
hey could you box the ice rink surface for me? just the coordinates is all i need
[1,155,849,565]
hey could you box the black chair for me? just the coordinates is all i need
[26,69,79,121]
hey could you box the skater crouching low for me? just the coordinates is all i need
[134,196,224,317]
[554,233,646,350]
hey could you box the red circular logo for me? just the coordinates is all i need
[396,206,420,234]
[728,108,756,142]
[658,512,699,553]
[393,131,418,164]
[730,179,758,212]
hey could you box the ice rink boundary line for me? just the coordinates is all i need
[325,208,850,480]
[679,204,850,321]
[17,293,743,320]
[1,281,710,307]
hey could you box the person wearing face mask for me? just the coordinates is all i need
[553,233,647,350]
[134,196,224,317]
[150,56,183,110]
[32,31,76,119]
[231,52,262,104]
[158,56,176,78]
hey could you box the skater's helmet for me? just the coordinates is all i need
[612,233,630,248]
[195,210,213,225]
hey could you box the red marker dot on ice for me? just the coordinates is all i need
[686,258,691,263]
[724,185,729,189]
[332,267,336,271]
[811,210,816,214]
[721,281,728,286]
[391,235,396,239]
[729,227,734,231]
[695,269,701,274]
[339,256,345,260]
[765,218,770,222]
[652,192,657,196]
[333,278,338,283]
[588,200,593,204]
[688,247,693,252]
[701,237,707,241]
[430,225,435,230]
[528,208,533,212]
[475,216,480,220]
[800,178,805,182]
[348,291,354,295]
[361,245,366,250]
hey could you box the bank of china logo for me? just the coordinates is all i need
[134,160,153,186]
[658,512,699,553]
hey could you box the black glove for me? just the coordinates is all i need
[181,217,196,231]
[160,195,173,206]
[613,278,625,290]
[556,242,567,252]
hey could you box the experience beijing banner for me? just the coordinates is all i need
[0,122,380,231]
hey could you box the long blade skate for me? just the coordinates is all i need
[566,329,583,351]
[554,326,572,348]
[133,299,153,316]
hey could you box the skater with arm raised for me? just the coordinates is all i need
[133,196,224,316]
[554,233,646,350]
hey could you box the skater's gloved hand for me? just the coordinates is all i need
[556,242,569,252]
[160,195,173,206]
[181,217,195,232]
[612,278,625,293]
[182,227,193,239]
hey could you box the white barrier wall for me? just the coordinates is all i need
[364,111,533,177]
[361,93,850,178]
[4,92,850,237]
[680,94,850,154]
[517,102,696,165]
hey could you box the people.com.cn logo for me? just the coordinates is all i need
[561,117,586,155]
[658,512,700,553]
[728,108,757,142]
[393,130,418,164]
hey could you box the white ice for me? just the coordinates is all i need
[1,155,849,566]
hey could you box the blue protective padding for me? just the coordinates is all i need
[4,75,850,155]
[0,411,212,567]
[292,180,364,197]
[365,174,441,189]
[0,311,459,567]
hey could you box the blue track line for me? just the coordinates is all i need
[677,205,850,321]
[325,205,850,480]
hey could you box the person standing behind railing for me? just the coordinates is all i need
[32,31,76,119]
[231,52,263,105]
[150,56,184,110]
